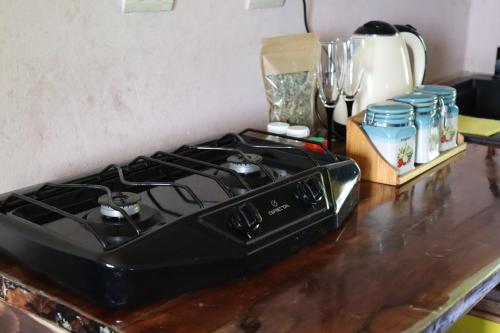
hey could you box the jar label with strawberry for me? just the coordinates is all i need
[370,135,416,175]
[439,114,458,152]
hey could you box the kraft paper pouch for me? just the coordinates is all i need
[260,33,321,129]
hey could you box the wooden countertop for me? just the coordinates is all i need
[1,143,500,333]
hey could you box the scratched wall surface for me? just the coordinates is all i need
[0,0,473,192]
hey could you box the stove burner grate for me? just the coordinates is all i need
[0,129,337,251]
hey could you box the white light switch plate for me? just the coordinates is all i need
[122,0,175,13]
[245,0,286,10]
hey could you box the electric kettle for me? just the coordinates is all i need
[334,21,427,129]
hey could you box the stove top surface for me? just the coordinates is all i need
[0,129,360,308]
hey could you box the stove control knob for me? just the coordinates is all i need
[228,203,262,238]
[296,177,324,206]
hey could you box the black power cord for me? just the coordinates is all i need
[302,0,310,33]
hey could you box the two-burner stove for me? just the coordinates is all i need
[0,129,360,308]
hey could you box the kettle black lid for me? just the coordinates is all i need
[354,21,398,35]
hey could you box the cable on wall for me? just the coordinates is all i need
[302,0,310,33]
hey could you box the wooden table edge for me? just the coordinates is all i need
[407,259,500,332]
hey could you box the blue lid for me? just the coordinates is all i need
[365,104,414,126]
[393,92,438,108]
[367,112,413,120]
[413,106,437,114]
[364,116,414,126]
[415,85,457,100]
[367,101,414,115]
[370,116,414,125]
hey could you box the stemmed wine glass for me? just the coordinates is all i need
[343,37,365,119]
[317,39,346,149]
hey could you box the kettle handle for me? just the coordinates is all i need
[395,24,426,87]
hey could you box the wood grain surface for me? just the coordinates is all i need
[1,143,500,333]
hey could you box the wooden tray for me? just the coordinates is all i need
[346,110,467,186]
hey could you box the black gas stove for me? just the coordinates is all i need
[0,129,360,308]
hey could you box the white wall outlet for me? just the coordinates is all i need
[122,0,175,13]
[245,0,286,10]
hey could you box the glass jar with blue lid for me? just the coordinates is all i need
[415,85,459,151]
[363,101,416,174]
[393,93,440,164]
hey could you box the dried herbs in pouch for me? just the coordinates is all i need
[260,33,320,129]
